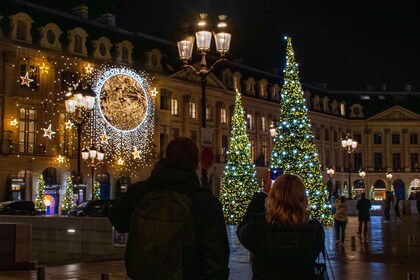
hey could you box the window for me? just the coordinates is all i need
[190,131,197,143]
[189,102,197,119]
[170,98,179,116]
[410,133,418,144]
[122,47,129,63]
[333,130,338,142]
[324,129,329,142]
[172,128,179,139]
[19,108,37,153]
[262,141,268,166]
[391,133,400,145]
[206,105,213,121]
[315,127,320,140]
[46,29,56,44]
[17,20,27,41]
[220,108,227,124]
[392,153,401,171]
[340,103,346,116]
[74,34,82,53]
[261,116,267,132]
[373,133,382,144]
[353,133,362,144]
[99,43,106,56]
[222,135,228,157]
[160,126,169,158]
[410,153,419,171]
[60,114,75,156]
[160,95,169,110]
[250,139,255,161]
[60,71,79,92]
[374,153,383,171]
[354,153,362,172]
[246,114,254,130]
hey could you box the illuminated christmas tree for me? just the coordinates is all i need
[34,175,46,212]
[270,37,332,226]
[92,181,101,200]
[62,176,74,212]
[220,89,259,225]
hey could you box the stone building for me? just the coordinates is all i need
[0,1,419,212]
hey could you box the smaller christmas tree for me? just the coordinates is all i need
[92,181,101,200]
[34,175,46,212]
[62,176,74,211]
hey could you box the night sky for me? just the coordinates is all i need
[21,0,420,91]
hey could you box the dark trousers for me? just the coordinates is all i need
[358,221,368,237]
[384,208,390,220]
[334,220,347,243]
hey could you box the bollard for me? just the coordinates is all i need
[101,273,111,280]
[407,272,418,280]
[351,236,356,246]
[37,265,46,280]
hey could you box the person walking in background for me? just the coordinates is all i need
[333,196,348,245]
[330,192,339,215]
[383,191,394,222]
[237,174,324,279]
[394,197,401,222]
[356,192,371,240]
[109,137,230,280]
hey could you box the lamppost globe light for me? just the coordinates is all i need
[386,172,393,180]
[326,167,335,178]
[81,147,89,160]
[359,170,366,179]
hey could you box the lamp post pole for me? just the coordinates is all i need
[326,167,335,197]
[177,14,232,188]
[341,134,358,199]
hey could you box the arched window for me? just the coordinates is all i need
[17,20,27,41]
[122,47,129,63]
[74,34,82,53]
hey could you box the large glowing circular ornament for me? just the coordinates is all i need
[96,69,150,131]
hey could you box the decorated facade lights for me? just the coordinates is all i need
[177,13,231,188]
[386,172,393,192]
[64,83,96,183]
[341,133,357,199]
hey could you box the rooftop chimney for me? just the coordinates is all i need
[72,5,89,19]
[96,13,116,27]
[405,84,412,92]
[382,84,386,91]
[317,82,327,89]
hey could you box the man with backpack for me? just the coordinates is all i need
[109,137,230,280]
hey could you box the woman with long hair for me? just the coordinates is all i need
[237,174,325,279]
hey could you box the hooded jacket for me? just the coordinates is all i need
[109,159,230,280]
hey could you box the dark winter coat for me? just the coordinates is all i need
[356,197,372,222]
[237,196,324,280]
[109,159,230,280]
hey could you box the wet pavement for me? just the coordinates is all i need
[0,215,419,279]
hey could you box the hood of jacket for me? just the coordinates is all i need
[147,158,201,194]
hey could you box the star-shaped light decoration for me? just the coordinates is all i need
[10,118,18,127]
[132,147,141,159]
[65,120,74,130]
[20,71,34,87]
[85,63,94,74]
[57,155,65,163]
[39,63,49,74]
[150,87,158,98]
[117,158,124,166]
[100,132,109,144]
[42,124,56,139]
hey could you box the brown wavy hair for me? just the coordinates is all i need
[265,174,309,225]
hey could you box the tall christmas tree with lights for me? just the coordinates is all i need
[62,176,74,212]
[220,89,259,225]
[270,37,332,226]
[34,175,46,212]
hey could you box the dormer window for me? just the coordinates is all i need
[67,27,88,56]
[115,40,134,65]
[39,23,62,50]
[9,12,33,43]
[92,37,112,60]
[340,103,346,117]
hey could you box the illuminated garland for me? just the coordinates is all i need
[270,37,332,226]
[220,89,259,225]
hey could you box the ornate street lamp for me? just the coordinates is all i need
[65,83,96,183]
[341,134,357,199]
[269,121,278,138]
[177,13,231,188]
[386,172,393,192]
[359,169,366,190]
[82,145,105,191]
[326,167,335,197]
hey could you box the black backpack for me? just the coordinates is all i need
[125,188,198,280]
